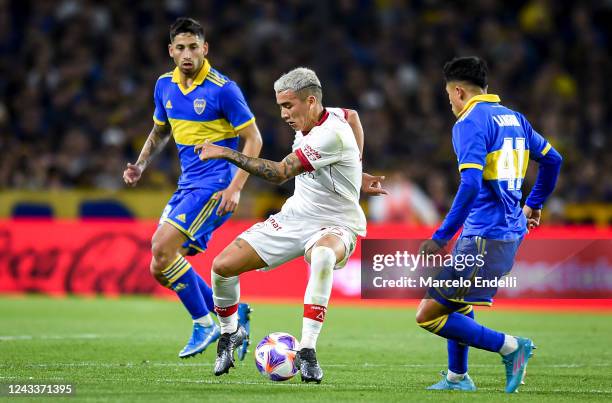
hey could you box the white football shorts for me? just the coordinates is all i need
[238,212,358,271]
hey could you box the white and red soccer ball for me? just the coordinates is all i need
[254,332,298,381]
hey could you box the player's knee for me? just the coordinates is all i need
[415,304,439,325]
[150,239,175,268]
[415,309,430,325]
[149,262,166,283]
[212,254,233,277]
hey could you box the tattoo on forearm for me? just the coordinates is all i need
[137,124,171,167]
[223,150,303,184]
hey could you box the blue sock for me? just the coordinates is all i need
[195,272,215,313]
[161,256,209,320]
[447,306,474,374]
[437,311,504,353]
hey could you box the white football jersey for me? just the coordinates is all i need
[280,107,367,236]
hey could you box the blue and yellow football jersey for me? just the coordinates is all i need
[452,94,552,240]
[153,59,255,189]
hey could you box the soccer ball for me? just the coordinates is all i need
[254,332,299,381]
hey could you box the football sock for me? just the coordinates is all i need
[301,246,335,350]
[419,311,505,353]
[195,272,215,313]
[161,256,209,319]
[212,271,239,334]
[447,305,474,376]
[446,369,466,382]
[499,334,519,356]
[193,313,214,327]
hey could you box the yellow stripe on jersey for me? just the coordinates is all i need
[541,142,552,156]
[206,76,225,87]
[208,70,227,83]
[153,115,167,126]
[207,71,227,86]
[482,149,530,180]
[234,117,255,131]
[458,163,484,171]
[169,118,239,145]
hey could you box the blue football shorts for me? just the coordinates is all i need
[159,186,232,255]
[427,235,523,309]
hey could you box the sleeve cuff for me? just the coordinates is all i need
[525,199,543,210]
[233,117,256,131]
[153,116,167,126]
[295,148,315,172]
[458,163,484,171]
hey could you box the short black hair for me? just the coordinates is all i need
[170,17,205,42]
[443,56,488,89]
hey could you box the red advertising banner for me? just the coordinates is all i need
[1,220,611,301]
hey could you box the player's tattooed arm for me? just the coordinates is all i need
[124,123,172,186]
[223,150,305,185]
[195,141,304,185]
[135,123,172,170]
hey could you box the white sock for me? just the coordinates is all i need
[499,334,519,356]
[211,271,239,334]
[193,313,214,327]
[301,318,322,350]
[218,312,237,334]
[446,370,466,382]
[300,246,336,350]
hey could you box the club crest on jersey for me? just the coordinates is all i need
[193,98,206,115]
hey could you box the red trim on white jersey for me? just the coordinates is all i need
[341,108,349,120]
[295,148,315,172]
[302,109,330,136]
[316,109,330,126]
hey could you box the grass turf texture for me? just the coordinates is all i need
[0,296,610,402]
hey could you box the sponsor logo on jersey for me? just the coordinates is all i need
[266,217,283,231]
[302,144,321,160]
[165,100,173,109]
[175,213,186,223]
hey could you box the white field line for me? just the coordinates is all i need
[1,362,610,369]
[0,334,102,341]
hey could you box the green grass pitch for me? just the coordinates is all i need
[0,296,610,402]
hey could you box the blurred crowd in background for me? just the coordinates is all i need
[1,0,610,223]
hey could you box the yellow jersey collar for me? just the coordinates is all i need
[457,94,501,119]
[171,59,211,94]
